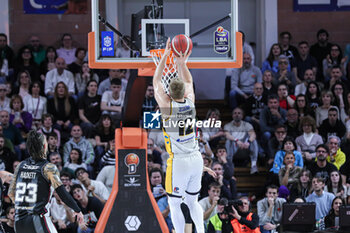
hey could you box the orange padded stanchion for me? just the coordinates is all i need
[95,128,168,233]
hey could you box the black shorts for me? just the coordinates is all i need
[15,214,57,233]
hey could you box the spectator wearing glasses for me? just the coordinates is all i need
[56,33,76,65]
[279,31,299,61]
[306,144,337,183]
[285,108,301,140]
[331,81,348,122]
[294,94,314,119]
[274,55,297,88]
[322,44,347,82]
[267,125,287,166]
[295,116,323,161]
[14,46,40,84]
[325,136,346,170]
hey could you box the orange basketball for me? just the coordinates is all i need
[125,153,139,165]
[171,34,193,57]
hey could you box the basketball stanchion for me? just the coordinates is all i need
[95,128,168,233]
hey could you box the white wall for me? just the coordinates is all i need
[0,0,9,39]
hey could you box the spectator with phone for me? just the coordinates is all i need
[149,168,173,232]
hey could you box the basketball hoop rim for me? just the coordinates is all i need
[149,49,174,58]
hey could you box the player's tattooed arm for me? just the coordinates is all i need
[8,164,21,203]
[43,163,63,189]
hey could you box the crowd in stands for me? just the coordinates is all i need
[1,28,350,233]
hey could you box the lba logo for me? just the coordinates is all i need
[143,111,161,129]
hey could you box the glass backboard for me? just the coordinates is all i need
[88,0,242,69]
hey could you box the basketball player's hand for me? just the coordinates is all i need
[203,166,217,178]
[263,223,276,230]
[75,212,88,231]
[175,50,192,66]
[164,38,172,57]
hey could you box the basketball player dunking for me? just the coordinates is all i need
[153,38,204,233]
[9,131,86,233]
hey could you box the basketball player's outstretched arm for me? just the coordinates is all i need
[0,171,13,184]
[153,38,171,110]
[43,163,86,227]
[8,163,21,203]
[176,51,194,103]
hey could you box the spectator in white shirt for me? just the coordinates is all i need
[45,57,75,97]
[101,78,125,123]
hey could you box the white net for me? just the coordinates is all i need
[150,49,178,94]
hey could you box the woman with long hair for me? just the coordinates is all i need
[294,94,314,119]
[324,170,347,200]
[40,46,58,83]
[262,43,287,74]
[63,148,87,172]
[13,46,39,85]
[39,46,57,83]
[68,47,86,75]
[9,94,32,133]
[323,44,347,81]
[331,81,348,123]
[94,114,116,160]
[324,197,344,230]
[289,168,313,201]
[75,61,99,97]
[305,81,321,114]
[47,82,77,139]
[2,206,15,233]
[23,81,47,129]
[13,70,31,100]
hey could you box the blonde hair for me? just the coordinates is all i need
[169,78,185,100]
